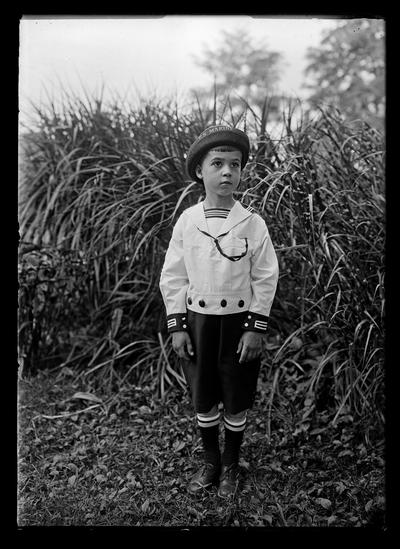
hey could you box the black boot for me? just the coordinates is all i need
[218,423,245,497]
[188,462,221,494]
[218,463,239,497]
[188,422,220,494]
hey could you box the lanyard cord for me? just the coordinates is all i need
[196,227,248,262]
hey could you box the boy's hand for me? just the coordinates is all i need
[172,331,194,360]
[237,331,264,364]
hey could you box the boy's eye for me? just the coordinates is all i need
[211,160,240,167]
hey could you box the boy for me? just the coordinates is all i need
[159,125,279,498]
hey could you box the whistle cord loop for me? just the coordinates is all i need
[196,227,248,262]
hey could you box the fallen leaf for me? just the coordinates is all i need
[141,499,150,513]
[335,481,347,494]
[68,474,77,486]
[67,462,79,474]
[71,392,103,404]
[309,426,328,436]
[315,497,332,509]
[376,496,385,508]
[302,358,320,368]
[173,440,185,452]
[264,515,273,525]
[270,461,284,473]
[338,449,354,458]
[365,499,374,512]
[289,336,303,350]
[138,405,152,414]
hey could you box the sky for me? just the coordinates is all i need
[19,15,340,127]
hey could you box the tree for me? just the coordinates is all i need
[190,28,284,119]
[303,19,385,130]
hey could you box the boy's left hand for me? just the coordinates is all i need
[237,331,264,364]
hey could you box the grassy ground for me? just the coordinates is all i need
[17,367,385,528]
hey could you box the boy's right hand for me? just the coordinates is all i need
[172,331,194,360]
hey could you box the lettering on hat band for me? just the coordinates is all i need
[199,125,232,138]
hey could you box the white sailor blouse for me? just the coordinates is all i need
[159,200,279,334]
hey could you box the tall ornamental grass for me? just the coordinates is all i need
[18,92,385,429]
[241,104,384,427]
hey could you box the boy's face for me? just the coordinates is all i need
[195,147,242,199]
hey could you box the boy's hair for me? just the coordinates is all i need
[186,126,250,183]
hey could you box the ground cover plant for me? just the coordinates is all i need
[18,367,385,527]
[18,91,385,527]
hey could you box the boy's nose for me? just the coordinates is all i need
[222,165,232,176]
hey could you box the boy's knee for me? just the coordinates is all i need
[224,409,248,422]
[197,405,219,418]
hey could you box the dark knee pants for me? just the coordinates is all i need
[181,310,261,415]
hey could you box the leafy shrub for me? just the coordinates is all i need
[18,247,90,372]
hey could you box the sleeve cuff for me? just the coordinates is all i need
[166,313,189,333]
[242,312,269,333]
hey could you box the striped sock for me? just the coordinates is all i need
[196,411,221,465]
[222,413,247,466]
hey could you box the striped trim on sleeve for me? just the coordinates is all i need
[166,313,189,333]
[241,312,269,333]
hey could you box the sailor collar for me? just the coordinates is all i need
[189,200,254,236]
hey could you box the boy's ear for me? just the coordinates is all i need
[195,165,203,179]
